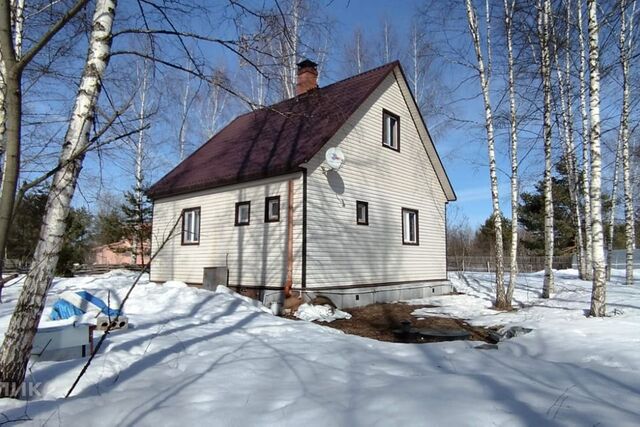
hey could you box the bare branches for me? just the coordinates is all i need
[15,0,90,73]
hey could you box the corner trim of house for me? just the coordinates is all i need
[302,168,308,289]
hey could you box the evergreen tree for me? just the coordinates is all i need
[121,188,153,265]
[6,189,48,268]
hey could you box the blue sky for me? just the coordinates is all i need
[73,0,568,227]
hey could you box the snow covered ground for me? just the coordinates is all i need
[0,269,639,426]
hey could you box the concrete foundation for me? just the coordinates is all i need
[257,280,454,310]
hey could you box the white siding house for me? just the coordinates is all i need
[148,60,455,308]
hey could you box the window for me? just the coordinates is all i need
[382,109,400,151]
[356,201,368,225]
[235,201,251,226]
[265,196,280,223]
[182,208,200,245]
[402,208,419,245]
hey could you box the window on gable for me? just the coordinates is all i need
[235,201,251,226]
[265,196,280,223]
[402,208,419,245]
[382,109,400,151]
[356,201,368,225]
[182,208,200,245]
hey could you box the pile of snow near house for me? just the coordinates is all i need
[295,303,352,322]
[0,269,639,426]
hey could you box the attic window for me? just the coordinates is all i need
[402,208,419,245]
[182,208,200,245]
[235,201,251,226]
[382,109,400,151]
[265,196,280,223]
[356,201,368,225]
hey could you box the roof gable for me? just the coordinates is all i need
[148,61,400,199]
[390,67,456,201]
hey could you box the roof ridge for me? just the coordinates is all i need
[249,60,400,114]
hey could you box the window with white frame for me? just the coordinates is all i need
[235,201,251,226]
[182,208,200,244]
[402,208,419,245]
[382,109,400,151]
[356,201,368,225]
[265,196,280,223]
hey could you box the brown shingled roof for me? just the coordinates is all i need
[147,61,400,199]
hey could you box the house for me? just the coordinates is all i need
[91,239,150,265]
[147,60,456,308]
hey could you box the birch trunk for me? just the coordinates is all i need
[540,0,554,298]
[606,139,621,279]
[465,0,507,308]
[587,0,607,316]
[620,0,636,286]
[0,0,116,396]
[504,0,518,304]
[283,0,300,99]
[178,74,191,161]
[578,0,593,280]
[133,61,149,265]
[0,0,22,302]
[553,1,585,281]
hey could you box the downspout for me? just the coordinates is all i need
[284,179,295,297]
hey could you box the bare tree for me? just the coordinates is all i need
[587,0,607,317]
[619,0,636,286]
[552,0,585,285]
[607,138,621,279]
[132,59,151,264]
[577,0,593,280]
[0,0,90,300]
[0,0,117,396]
[504,0,519,304]
[539,0,555,298]
[464,0,507,308]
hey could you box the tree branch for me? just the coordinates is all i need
[16,0,90,73]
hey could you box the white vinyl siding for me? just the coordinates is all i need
[305,72,447,288]
[151,174,302,286]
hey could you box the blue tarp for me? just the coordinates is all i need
[50,291,121,320]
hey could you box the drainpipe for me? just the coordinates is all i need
[284,179,294,297]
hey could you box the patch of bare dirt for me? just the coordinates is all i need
[318,303,499,344]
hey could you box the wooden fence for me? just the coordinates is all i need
[72,264,145,276]
[2,262,145,276]
[447,256,573,273]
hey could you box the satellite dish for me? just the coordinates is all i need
[325,147,345,170]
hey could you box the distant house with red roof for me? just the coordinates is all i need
[148,60,456,308]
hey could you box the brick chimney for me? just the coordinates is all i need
[296,59,318,96]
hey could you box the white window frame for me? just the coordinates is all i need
[182,208,200,245]
[265,196,280,223]
[235,201,251,226]
[356,200,368,225]
[382,109,400,151]
[402,208,419,245]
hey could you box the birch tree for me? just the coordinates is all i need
[132,59,150,263]
[504,0,519,304]
[619,0,636,286]
[552,0,585,284]
[464,0,507,309]
[607,139,621,279]
[0,0,90,300]
[578,0,593,280]
[0,0,117,396]
[587,0,607,317]
[539,0,555,298]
